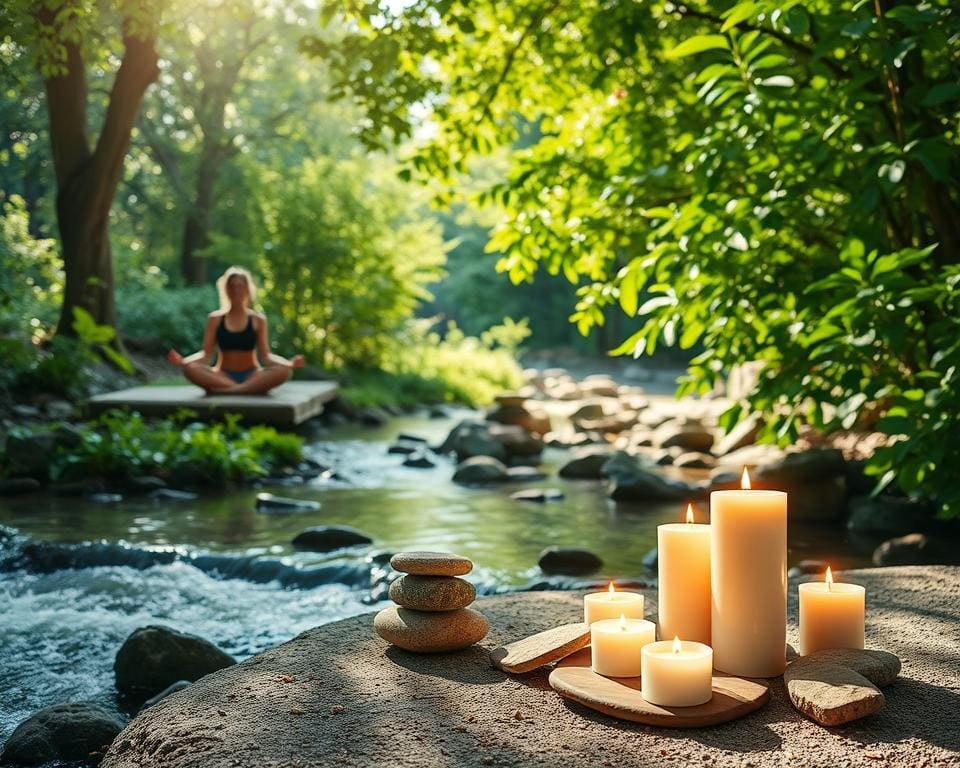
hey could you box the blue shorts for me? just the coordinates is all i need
[224,368,257,383]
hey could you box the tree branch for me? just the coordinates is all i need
[92,33,160,210]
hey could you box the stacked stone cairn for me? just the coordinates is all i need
[374,551,488,653]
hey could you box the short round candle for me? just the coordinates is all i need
[641,637,713,707]
[584,583,645,625]
[799,567,865,656]
[590,615,656,678]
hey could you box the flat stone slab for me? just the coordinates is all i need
[491,622,591,674]
[89,381,338,426]
[800,648,901,688]
[784,659,884,726]
[102,566,960,768]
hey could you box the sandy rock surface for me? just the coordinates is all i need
[103,566,960,768]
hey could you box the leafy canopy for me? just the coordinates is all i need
[310,0,960,515]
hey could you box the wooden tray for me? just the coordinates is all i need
[549,648,770,728]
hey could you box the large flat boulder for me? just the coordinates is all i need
[102,567,960,768]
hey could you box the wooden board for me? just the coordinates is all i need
[491,622,591,674]
[88,381,338,427]
[549,648,769,728]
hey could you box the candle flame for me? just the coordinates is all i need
[608,581,616,595]
[686,503,694,524]
[673,636,682,654]
[741,467,751,490]
[826,566,833,591]
[619,613,627,631]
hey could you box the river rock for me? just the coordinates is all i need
[291,526,373,551]
[256,493,321,512]
[114,626,235,699]
[3,432,56,479]
[453,455,509,484]
[390,551,473,576]
[402,451,436,469]
[654,419,715,453]
[755,448,846,484]
[374,606,488,652]
[784,658,885,726]
[510,488,565,503]
[673,451,716,469]
[489,424,544,456]
[538,547,603,575]
[801,649,901,688]
[0,477,41,496]
[558,446,614,479]
[127,475,167,493]
[139,680,191,712]
[872,533,960,566]
[148,488,199,501]
[389,575,476,611]
[486,403,551,435]
[580,375,618,398]
[387,442,420,455]
[0,702,125,766]
[569,402,606,423]
[847,495,936,535]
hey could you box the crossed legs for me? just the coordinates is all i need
[182,363,291,395]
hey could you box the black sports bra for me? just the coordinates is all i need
[216,315,256,351]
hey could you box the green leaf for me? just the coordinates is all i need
[757,75,795,88]
[922,82,960,107]
[619,268,638,316]
[721,3,758,32]
[666,35,730,60]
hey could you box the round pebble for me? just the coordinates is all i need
[389,575,476,611]
[390,551,473,576]
[374,606,488,652]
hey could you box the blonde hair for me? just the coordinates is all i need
[216,266,257,310]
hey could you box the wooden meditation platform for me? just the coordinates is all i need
[88,381,338,426]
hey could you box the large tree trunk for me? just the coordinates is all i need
[42,18,159,337]
[179,145,223,285]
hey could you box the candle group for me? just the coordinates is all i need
[580,468,867,706]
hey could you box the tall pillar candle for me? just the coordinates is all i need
[710,469,787,678]
[658,503,711,644]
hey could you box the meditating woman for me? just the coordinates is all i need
[167,266,304,394]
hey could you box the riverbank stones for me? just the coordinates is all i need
[376,552,487,653]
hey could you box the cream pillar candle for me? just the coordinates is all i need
[584,583,645,625]
[711,468,787,678]
[641,637,713,707]
[799,567,865,655]
[658,503,711,644]
[590,615,656,678]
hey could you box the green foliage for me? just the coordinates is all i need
[116,278,217,352]
[0,194,60,335]
[341,318,528,407]
[38,409,303,486]
[316,0,960,516]
[202,156,447,370]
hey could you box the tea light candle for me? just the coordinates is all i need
[711,468,787,678]
[590,614,656,678]
[584,582,645,625]
[799,566,865,655]
[658,503,711,644]
[641,637,714,707]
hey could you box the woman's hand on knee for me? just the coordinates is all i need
[167,349,183,366]
[291,355,305,369]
